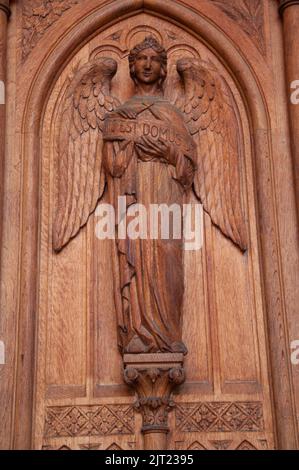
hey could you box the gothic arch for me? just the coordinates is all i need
[14,0,297,449]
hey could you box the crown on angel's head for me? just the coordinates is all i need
[128,35,167,68]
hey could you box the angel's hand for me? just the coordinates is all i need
[135,136,171,160]
[117,107,137,119]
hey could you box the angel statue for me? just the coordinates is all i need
[54,36,247,356]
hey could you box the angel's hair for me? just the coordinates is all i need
[129,36,167,88]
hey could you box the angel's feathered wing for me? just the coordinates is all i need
[53,57,119,252]
[166,58,248,251]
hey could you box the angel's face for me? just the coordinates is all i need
[134,48,163,84]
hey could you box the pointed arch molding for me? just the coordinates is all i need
[15,0,298,449]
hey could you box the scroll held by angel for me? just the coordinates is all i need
[53,36,247,356]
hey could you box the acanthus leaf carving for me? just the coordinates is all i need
[22,0,79,61]
[124,354,185,435]
[134,396,176,430]
[210,0,266,57]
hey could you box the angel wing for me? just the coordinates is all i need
[53,57,119,252]
[166,58,248,251]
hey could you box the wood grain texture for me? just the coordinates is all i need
[35,12,274,450]
[0,0,15,450]
[0,1,9,310]
[0,0,9,293]
[53,57,119,251]
[1,0,298,450]
[210,0,266,57]
[280,2,299,225]
[22,0,79,61]
[166,56,248,251]
[124,353,185,449]
[53,28,248,363]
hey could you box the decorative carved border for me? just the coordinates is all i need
[176,402,264,432]
[22,0,79,61]
[175,438,268,450]
[42,441,136,450]
[44,404,134,438]
[210,0,266,57]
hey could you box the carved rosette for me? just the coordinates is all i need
[123,354,185,441]
[44,404,135,438]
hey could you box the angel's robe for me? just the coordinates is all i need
[103,95,196,354]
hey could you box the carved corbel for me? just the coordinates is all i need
[123,354,185,450]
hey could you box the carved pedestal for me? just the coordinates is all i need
[123,354,185,450]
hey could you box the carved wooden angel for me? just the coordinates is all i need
[54,36,247,355]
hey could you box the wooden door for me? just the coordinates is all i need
[1,0,298,451]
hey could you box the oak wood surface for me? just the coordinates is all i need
[0,0,298,450]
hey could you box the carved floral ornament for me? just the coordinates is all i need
[124,363,185,432]
[22,0,79,60]
[20,0,269,62]
[43,400,264,438]
[44,405,135,438]
[176,402,264,433]
[210,0,266,57]
[18,0,299,63]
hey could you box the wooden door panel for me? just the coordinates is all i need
[30,13,276,450]
[1,0,298,452]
